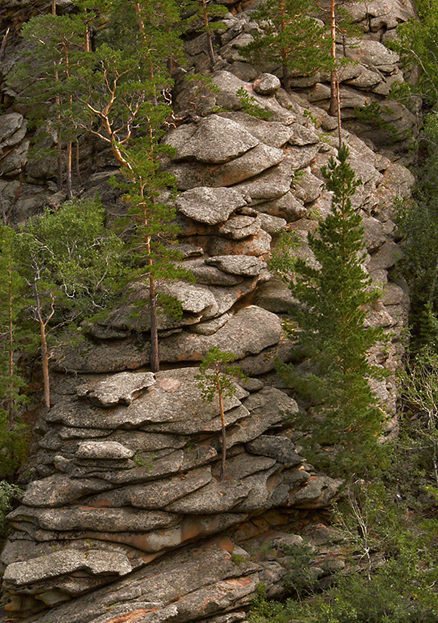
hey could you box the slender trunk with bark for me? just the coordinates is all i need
[201,0,215,66]
[149,271,159,373]
[328,0,338,116]
[66,140,72,199]
[34,286,52,409]
[217,376,227,480]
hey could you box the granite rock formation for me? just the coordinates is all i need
[0,0,416,620]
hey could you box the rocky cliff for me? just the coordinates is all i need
[0,0,417,621]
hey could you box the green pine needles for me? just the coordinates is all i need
[277,145,386,476]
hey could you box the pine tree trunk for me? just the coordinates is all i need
[35,289,51,409]
[39,318,51,409]
[201,0,215,66]
[149,272,159,373]
[328,0,338,117]
[217,377,227,481]
[66,140,72,199]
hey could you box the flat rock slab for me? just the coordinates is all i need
[3,550,132,587]
[76,372,156,407]
[221,112,294,148]
[205,256,265,276]
[21,474,115,508]
[170,115,259,164]
[75,441,135,460]
[0,112,25,147]
[10,538,261,623]
[175,187,248,225]
[209,144,285,187]
[8,505,177,534]
[45,367,248,432]
[246,435,303,466]
[83,467,213,509]
[159,306,282,363]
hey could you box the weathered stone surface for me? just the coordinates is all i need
[21,474,114,508]
[255,191,306,222]
[177,260,244,286]
[0,112,25,147]
[253,73,281,95]
[210,144,286,187]
[188,313,234,335]
[84,468,212,509]
[345,39,399,74]
[207,228,272,257]
[8,506,177,533]
[205,255,265,276]
[75,441,135,460]
[222,112,294,148]
[76,372,156,407]
[218,214,261,239]
[235,157,294,204]
[289,475,343,508]
[246,435,303,466]
[3,550,132,587]
[228,388,299,447]
[175,187,248,225]
[170,115,259,164]
[159,306,282,363]
[255,279,296,314]
[288,124,320,146]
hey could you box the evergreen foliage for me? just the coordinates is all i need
[195,347,246,480]
[396,112,438,350]
[277,145,385,476]
[388,0,438,107]
[0,226,31,478]
[240,0,333,94]
[16,198,123,407]
[114,110,193,372]
[181,0,228,66]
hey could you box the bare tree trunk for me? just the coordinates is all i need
[66,140,72,199]
[217,377,227,481]
[39,316,51,409]
[0,27,10,62]
[149,272,159,373]
[328,0,338,116]
[200,0,215,66]
[75,140,82,185]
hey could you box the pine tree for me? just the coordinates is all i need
[115,109,193,373]
[16,198,123,408]
[277,145,385,476]
[0,225,30,478]
[8,12,87,196]
[240,0,333,94]
[182,0,228,66]
[195,347,246,480]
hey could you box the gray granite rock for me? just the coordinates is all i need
[253,73,281,95]
[159,306,282,363]
[246,435,303,466]
[3,550,132,587]
[175,187,248,225]
[205,255,265,276]
[76,372,156,407]
[171,115,259,164]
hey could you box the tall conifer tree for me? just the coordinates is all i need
[277,145,385,475]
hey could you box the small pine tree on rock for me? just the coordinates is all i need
[195,347,247,481]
